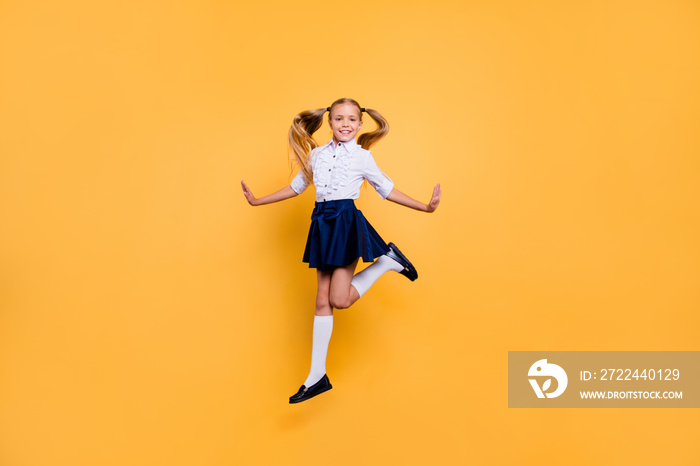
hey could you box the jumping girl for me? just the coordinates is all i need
[241,98,441,403]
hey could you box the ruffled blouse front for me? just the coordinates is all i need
[290,138,394,202]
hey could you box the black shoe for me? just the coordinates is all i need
[289,374,333,404]
[386,242,418,281]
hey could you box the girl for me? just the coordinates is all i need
[241,98,441,403]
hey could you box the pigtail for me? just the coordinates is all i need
[288,108,327,183]
[357,108,390,150]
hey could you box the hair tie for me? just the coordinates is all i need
[326,107,331,112]
[361,108,366,112]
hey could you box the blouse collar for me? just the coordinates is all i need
[323,138,359,153]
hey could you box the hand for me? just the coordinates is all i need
[241,180,258,206]
[426,183,441,212]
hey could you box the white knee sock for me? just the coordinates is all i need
[350,254,403,298]
[303,315,334,387]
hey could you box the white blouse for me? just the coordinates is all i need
[289,138,394,202]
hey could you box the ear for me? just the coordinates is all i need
[359,120,363,129]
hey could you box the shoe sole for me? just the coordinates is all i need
[289,384,333,404]
[388,243,418,281]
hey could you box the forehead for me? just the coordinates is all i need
[330,103,361,118]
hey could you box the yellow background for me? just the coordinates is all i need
[1,0,699,464]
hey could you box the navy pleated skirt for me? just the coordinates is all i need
[303,199,389,271]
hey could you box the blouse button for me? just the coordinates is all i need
[328,169,331,171]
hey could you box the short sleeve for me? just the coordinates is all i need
[363,151,394,199]
[290,170,309,194]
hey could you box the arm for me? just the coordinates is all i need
[386,183,441,213]
[241,180,298,206]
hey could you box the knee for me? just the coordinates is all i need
[329,294,352,310]
[315,298,333,315]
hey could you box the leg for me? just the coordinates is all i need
[315,269,333,316]
[328,258,361,309]
[329,244,417,308]
[346,251,406,299]
[301,270,335,389]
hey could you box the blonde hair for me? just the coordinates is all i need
[288,98,390,183]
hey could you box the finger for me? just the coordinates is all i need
[242,181,252,195]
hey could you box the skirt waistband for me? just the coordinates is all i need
[314,199,355,209]
[311,199,356,219]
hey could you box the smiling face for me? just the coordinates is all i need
[329,103,363,144]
